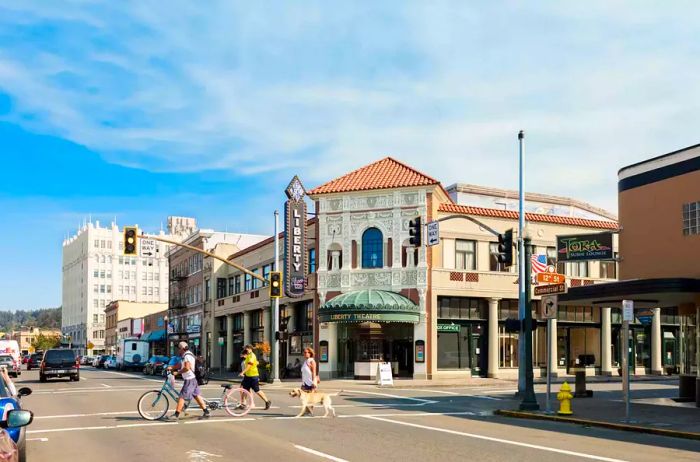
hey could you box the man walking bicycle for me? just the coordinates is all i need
[167,341,210,420]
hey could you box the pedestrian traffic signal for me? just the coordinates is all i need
[123,226,138,256]
[497,228,514,267]
[409,217,422,247]
[269,271,282,298]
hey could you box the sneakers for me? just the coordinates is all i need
[264,400,271,410]
[202,409,211,419]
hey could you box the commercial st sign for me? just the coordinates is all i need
[556,232,614,262]
[534,283,567,296]
[284,176,308,298]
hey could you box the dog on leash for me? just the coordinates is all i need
[289,388,342,418]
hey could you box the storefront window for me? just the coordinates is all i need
[437,325,471,370]
[438,297,487,319]
[455,239,476,270]
[499,327,518,368]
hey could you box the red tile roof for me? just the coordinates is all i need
[309,157,441,195]
[438,203,618,230]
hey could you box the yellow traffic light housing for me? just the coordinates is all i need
[124,226,138,256]
[269,271,282,298]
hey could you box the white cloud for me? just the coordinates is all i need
[1,1,700,214]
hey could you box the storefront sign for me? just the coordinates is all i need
[218,337,224,347]
[637,308,654,325]
[319,341,328,363]
[186,324,201,334]
[284,176,308,298]
[437,324,460,332]
[556,232,614,261]
[319,312,419,323]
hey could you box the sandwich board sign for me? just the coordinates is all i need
[376,362,394,387]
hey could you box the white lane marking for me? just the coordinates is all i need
[395,388,460,395]
[184,418,255,425]
[35,411,139,420]
[293,444,348,462]
[28,438,49,442]
[80,377,87,381]
[187,450,223,461]
[363,416,628,462]
[267,411,476,420]
[466,395,502,401]
[99,370,163,383]
[101,383,111,388]
[345,389,436,404]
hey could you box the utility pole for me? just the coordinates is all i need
[271,210,281,384]
[517,130,527,397]
[519,237,540,410]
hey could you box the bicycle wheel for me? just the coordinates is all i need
[138,390,170,420]
[223,387,254,417]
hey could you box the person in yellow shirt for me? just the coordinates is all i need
[238,344,271,410]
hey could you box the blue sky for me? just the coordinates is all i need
[1,1,699,309]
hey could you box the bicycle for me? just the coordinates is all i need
[137,372,254,420]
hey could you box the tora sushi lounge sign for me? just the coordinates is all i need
[556,232,614,262]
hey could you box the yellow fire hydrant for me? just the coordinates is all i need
[557,382,574,415]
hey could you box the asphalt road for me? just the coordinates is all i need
[13,368,700,462]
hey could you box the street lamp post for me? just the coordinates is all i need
[271,210,281,384]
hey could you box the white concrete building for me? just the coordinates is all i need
[62,217,196,355]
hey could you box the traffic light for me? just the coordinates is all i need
[123,226,138,256]
[497,228,514,267]
[269,271,282,298]
[409,217,422,247]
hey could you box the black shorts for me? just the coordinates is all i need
[241,376,260,393]
[301,384,315,392]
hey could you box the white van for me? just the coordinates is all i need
[116,339,149,371]
[0,340,21,377]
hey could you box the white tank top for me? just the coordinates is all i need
[301,358,314,386]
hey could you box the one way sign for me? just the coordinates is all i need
[139,238,157,258]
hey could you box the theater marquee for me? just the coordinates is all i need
[284,176,308,297]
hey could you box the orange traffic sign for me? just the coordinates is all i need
[537,272,566,284]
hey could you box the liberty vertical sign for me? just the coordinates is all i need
[284,176,308,298]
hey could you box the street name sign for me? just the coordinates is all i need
[534,283,567,296]
[537,272,566,284]
[139,238,157,258]
[426,221,440,246]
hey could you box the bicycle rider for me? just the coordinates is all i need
[239,344,271,410]
[167,341,210,420]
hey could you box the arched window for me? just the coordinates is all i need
[362,228,384,268]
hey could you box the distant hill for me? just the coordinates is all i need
[0,307,61,332]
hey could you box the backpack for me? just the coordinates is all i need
[184,352,206,385]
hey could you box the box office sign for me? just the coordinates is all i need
[284,176,308,298]
[556,232,614,262]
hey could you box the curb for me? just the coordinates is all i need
[494,409,700,441]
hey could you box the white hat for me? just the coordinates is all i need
[178,341,188,349]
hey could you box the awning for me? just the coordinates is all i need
[319,289,420,323]
[558,278,700,309]
[142,329,166,342]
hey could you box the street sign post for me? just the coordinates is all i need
[621,299,633,421]
[540,295,557,413]
[426,221,440,246]
[139,238,157,258]
[536,272,565,284]
[534,283,567,296]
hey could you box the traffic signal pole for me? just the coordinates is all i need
[520,237,540,410]
[271,210,281,384]
[518,130,526,398]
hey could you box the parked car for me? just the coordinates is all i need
[20,355,30,365]
[0,366,34,462]
[80,356,93,366]
[39,349,80,382]
[26,354,41,371]
[104,356,117,369]
[143,356,169,375]
[0,356,20,378]
[94,355,110,368]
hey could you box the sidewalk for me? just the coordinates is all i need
[534,374,679,385]
[496,392,700,440]
[209,370,511,389]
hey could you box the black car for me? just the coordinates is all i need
[143,356,169,375]
[26,353,42,371]
[39,349,79,382]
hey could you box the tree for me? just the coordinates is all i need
[31,333,61,352]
